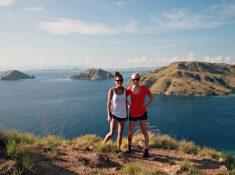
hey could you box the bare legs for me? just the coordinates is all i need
[103,119,125,149]
[103,119,117,143]
[139,120,149,149]
[117,121,125,148]
[127,120,149,157]
[127,121,136,151]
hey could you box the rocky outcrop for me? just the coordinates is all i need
[139,61,235,96]
[71,68,114,80]
[0,70,35,80]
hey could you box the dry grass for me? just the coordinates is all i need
[178,140,199,154]
[177,159,201,175]
[120,161,146,175]
[96,142,120,153]
[200,147,225,160]
[34,135,68,149]
[71,134,101,149]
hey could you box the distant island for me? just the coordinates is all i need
[71,68,114,80]
[0,70,35,80]
[139,61,235,96]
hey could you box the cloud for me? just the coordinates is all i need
[38,18,141,35]
[23,5,43,12]
[38,2,235,36]
[204,56,235,64]
[0,0,14,6]
[39,18,118,35]
[125,55,157,67]
[150,4,234,30]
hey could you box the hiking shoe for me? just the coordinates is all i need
[142,149,149,158]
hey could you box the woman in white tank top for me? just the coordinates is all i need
[103,72,128,149]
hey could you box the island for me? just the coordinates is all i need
[0,70,35,80]
[71,68,114,80]
[139,61,235,96]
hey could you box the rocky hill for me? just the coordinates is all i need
[71,68,114,80]
[0,70,35,80]
[1,127,234,175]
[139,61,235,96]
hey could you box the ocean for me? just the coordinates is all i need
[0,70,235,155]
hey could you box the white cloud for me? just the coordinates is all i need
[125,55,157,67]
[0,0,14,6]
[38,18,119,35]
[23,5,43,12]
[204,56,235,64]
[38,2,235,36]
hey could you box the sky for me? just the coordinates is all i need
[0,0,235,70]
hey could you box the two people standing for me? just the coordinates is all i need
[103,72,154,158]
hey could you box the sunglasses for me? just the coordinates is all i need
[132,78,140,82]
[115,79,123,83]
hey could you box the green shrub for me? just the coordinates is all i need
[6,140,25,159]
[225,155,235,170]
[21,151,35,172]
[6,131,36,144]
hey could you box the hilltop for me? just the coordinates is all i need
[0,126,235,175]
[0,70,35,81]
[71,68,114,80]
[139,61,235,96]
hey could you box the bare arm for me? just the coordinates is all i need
[145,92,154,108]
[107,88,113,123]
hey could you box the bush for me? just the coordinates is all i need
[6,131,36,145]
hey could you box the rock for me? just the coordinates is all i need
[138,61,235,96]
[0,159,15,174]
[71,68,114,80]
[0,70,35,80]
[219,158,225,162]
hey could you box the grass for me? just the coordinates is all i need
[200,147,225,160]
[96,142,120,153]
[177,159,201,175]
[34,134,68,149]
[178,140,199,154]
[71,134,101,149]
[121,161,146,175]
[151,134,179,150]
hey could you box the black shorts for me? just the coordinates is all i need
[129,112,147,121]
[110,112,127,121]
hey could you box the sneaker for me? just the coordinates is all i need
[142,149,149,158]
[125,144,132,154]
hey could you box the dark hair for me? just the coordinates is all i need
[114,71,123,81]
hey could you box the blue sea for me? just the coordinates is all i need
[0,70,235,155]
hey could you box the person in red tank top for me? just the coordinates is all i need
[126,72,154,158]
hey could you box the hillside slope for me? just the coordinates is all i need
[140,61,235,96]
